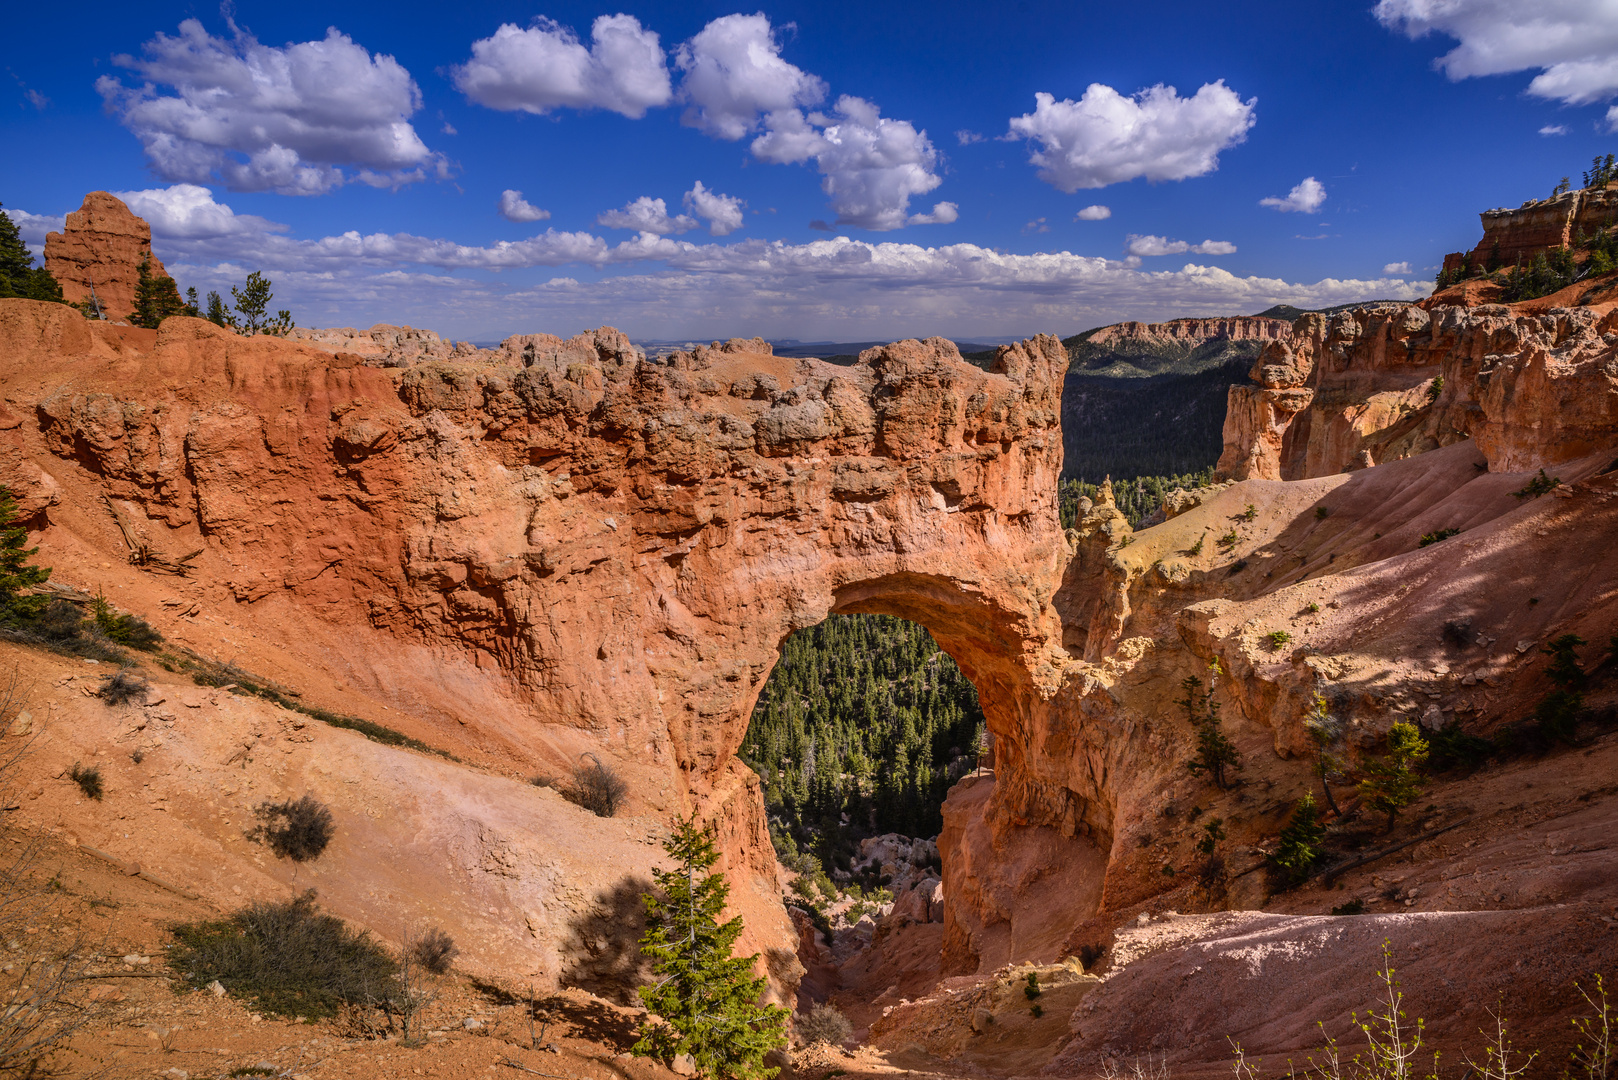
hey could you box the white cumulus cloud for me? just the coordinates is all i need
[753,96,947,231]
[597,196,698,235]
[1541,123,1571,135]
[1076,205,1112,221]
[1260,176,1327,213]
[1126,234,1236,257]
[453,15,671,118]
[1007,81,1256,192]
[498,190,551,223]
[1375,0,1618,105]
[97,20,441,196]
[674,14,826,139]
[2,208,65,244]
[683,182,744,236]
[114,184,287,239]
[1383,261,1414,275]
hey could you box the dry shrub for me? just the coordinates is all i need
[253,794,335,862]
[98,670,148,706]
[67,763,102,801]
[797,1002,852,1046]
[409,927,458,975]
[570,753,628,818]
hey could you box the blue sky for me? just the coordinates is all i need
[5,1,1618,342]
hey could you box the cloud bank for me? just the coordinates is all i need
[453,15,671,118]
[98,20,441,195]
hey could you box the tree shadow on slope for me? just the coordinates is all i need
[559,874,651,1006]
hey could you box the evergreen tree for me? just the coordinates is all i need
[634,816,788,1080]
[1181,663,1238,789]
[204,290,233,328]
[183,286,200,318]
[1273,793,1327,882]
[0,204,65,303]
[1358,722,1428,833]
[230,271,294,336]
[1533,633,1587,744]
[0,487,49,623]
[130,255,186,329]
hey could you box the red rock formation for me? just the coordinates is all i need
[1216,301,1618,481]
[43,192,169,320]
[1442,183,1618,273]
[1084,316,1291,348]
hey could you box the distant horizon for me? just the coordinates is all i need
[7,2,1610,339]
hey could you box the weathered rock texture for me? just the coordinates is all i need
[43,191,168,320]
[1216,301,1618,481]
[288,323,484,366]
[1443,183,1618,273]
[1084,317,1291,349]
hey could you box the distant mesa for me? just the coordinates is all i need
[43,191,169,322]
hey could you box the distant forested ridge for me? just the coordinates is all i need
[740,615,983,871]
[1061,357,1249,481]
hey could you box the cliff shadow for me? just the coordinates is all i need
[559,873,651,1005]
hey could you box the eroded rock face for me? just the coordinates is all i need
[0,298,1069,985]
[1217,301,1618,481]
[43,192,168,320]
[1085,317,1290,349]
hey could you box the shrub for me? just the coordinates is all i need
[1534,633,1588,745]
[1188,534,1205,556]
[1357,722,1429,832]
[1273,793,1326,882]
[68,763,102,801]
[252,795,335,862]
[98,670,149,706]
[1425,375,1444,404]
[1217,529,1240,550]
[1419,528,1461,547]
[1427,721,1493,771]
[1238,504,1258,522]
[1306,603,1321,614]
[1512,469,1560,499]
[798,1002,853,1047]
[169,892,399,1019]
[1265,630,1293,650]
[1024,972,1043,1000]
[571,753,629,818]
[409,928,458,975]
[1315,506,1330,520]
[92,596,162,651]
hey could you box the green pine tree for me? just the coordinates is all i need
[1181,662,1238,789]
[230,271,294,336]
[0,487,49,623]
[204,290,234,328]
[130,255,186,329]
[1273,793,1327,881]
[1358,722,1428,833]
[634,815,788,1080]
[1533,634,1587,744]
[0,204,65,303]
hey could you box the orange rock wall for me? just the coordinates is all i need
[43,191,169,320]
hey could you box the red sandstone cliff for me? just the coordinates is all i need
[1084,316,1291,349]
[1443,182,1618,274]
[43,191,169,320]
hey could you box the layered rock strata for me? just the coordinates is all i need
[43,191,169,320]
[1443,182,1618,273]
[1084,317,1290,349]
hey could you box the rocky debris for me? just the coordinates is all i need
[43,191,167,320]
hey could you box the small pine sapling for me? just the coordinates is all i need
[1182,663,1238,790]
[1305,695,1345,817]
[634,815,789,1079]
[1274,793,1327,882]
[1266,630,1293,650]
[1357,722,1429,832]
[1534,634,1587,745]
[1023,972,1042,1000]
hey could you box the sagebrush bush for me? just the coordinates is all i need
[798,1002,852,1047]
[98,670,148,706]
[571,753,628,818]
[253,795,335,862]
[409,928,458,975]
[68,763,102,801]
[169,891,398,1019]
